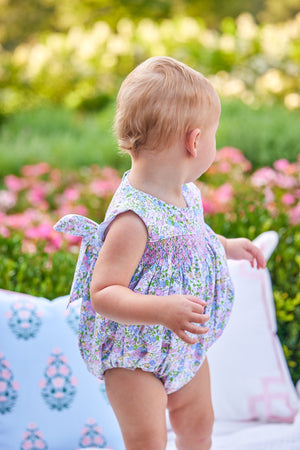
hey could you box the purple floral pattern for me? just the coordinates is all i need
[54,171,234,393]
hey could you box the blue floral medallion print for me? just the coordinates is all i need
[0,352,19,414]
[79,418,108,448]
[39,348,78,411]
[5,298,42,340]
[20,423,48,450]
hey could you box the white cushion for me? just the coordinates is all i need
[208,231,299,422]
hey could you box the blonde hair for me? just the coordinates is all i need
[115,56,219,155]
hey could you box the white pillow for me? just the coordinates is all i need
[0,291,124,450]
[208,231,299,422]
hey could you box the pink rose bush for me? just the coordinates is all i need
[0,164,121,253]
[0,149,299,253]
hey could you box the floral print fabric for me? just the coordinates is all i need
[54,171,234,393]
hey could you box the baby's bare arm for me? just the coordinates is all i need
[90,211,209,344]
[217,234,266,269]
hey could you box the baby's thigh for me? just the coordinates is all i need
[167,358,214,437]
[105,368,168,449]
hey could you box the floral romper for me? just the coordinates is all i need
[54,171,234,394]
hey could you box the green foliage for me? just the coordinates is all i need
[1,14,300,115]
[1,100,299,178]
[202,164,300,384]
[2,0,300,51]
[0,103,131,178]
[217,100,300,169]
[0,233,76,299]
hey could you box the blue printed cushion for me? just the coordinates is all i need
[0,289,125,450]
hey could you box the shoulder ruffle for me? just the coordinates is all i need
[54,214,104,306]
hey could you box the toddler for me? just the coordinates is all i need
[55,56,265,450]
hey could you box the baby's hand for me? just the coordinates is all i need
[159,295,209,344]
[226,237,266,269]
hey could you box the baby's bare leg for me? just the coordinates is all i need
[167,358,214,450]
[105,368,168,450]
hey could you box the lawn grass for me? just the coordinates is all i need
[0,99,299,178]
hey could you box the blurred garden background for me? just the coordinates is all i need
[0,0,300,383]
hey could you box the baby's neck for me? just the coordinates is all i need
[129,152,188,208]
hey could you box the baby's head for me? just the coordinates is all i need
[115,56,220,156]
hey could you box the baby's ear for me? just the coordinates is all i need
[185,128,201,157]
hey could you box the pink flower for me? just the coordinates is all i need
[264,187,275,203]
[23,441,33,449]
[216,147,246,164]
[25,223,53,240]
[90,180,114,196]
[214,183,233,204]
[71,204,88,215]
[273,159,290,171]
[282,193,295,205]
[0,190,17,211]
[251,167,277,186]
[276,173,296,189]
[202,197,216,215]
[217,161,231,173]
[0,225,11,238]
[4,175,27,192]
[63,187,80,201]
[21,162,50,177]
[289,202,300,225]
[21,240,37,254]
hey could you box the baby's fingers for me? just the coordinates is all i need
[191,312,210,325]
[186,322,209,335]
[176,330,199,345]
[176,321,210,344]
[185,295,207,307]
